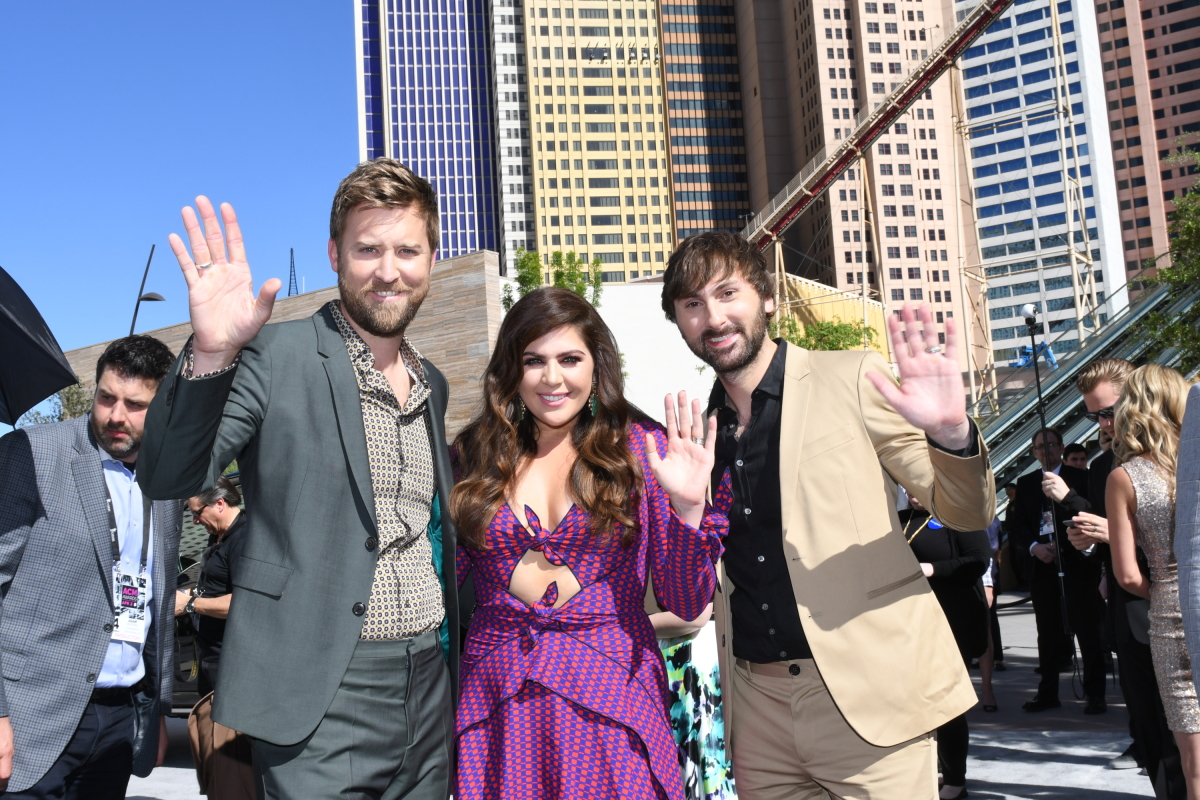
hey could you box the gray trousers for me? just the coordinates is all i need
[250,630,452,800]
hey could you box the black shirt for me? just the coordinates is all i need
[710,341,813,662]
[195,511,248,661]
[710,341,984,664]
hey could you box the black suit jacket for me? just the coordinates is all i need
[1085,450,1148,647]
[1011,464,1098,576]
[139,304,460,746]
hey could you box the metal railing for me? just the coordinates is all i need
[980,282,1200,515]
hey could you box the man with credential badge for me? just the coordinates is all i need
[0,336,182,799]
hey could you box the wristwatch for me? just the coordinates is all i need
[185,592,197,615]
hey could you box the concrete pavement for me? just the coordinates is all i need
[127,593,1162,799]
[962,593,1155,798]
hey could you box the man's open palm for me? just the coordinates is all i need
[866,304,971,450]
[168,197,281,371]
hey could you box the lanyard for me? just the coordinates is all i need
[101,472,152,576]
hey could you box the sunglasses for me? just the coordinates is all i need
[1084,406,1115,423]
[190,505,209,523]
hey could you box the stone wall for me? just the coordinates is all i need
[64,250,503,439]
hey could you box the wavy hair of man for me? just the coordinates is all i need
[451,288,644,548]
[1113,363,1192,482]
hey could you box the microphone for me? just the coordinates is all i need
[1020,303,1038,324]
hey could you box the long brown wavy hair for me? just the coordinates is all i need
[451,288,644,549]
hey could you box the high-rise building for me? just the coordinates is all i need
[355,0,680,279]
[660,3,752,242]
[1095,0,1200,287]
[734,0,972,367]
[354,0,501,259]
[524,1,676,282]
[951,0,1126,363]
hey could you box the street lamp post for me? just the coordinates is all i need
[129,244,165,336]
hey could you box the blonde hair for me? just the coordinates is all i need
[329,158,440,253]
[1112,364,1191,481]
[1076,357,1134,395]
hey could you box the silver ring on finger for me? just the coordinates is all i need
[924,346,943,354]
[691,437,706,446]
[195,261,214,270]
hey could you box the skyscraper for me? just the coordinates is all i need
[494,0,537,276]
[733,0,973,368]
[356,0,680,280]
[525,0,676,282]
[952,0,1126,362]
[660,3,752,242]
[355,0,501,260]
[1096,0,1200,288]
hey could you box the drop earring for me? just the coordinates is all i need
[518,397,526,422]
[588,383,599,416]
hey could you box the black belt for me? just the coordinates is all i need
[91,676,149,702]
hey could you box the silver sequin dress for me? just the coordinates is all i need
[1126,456,1200,733]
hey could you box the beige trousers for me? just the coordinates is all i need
[729,658,938,800]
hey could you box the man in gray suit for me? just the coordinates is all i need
[1175,383,1200,698]
[139,159,459,799]
[0,336,181,798]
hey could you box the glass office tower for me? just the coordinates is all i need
[954,0,1126,362]
[355,0,501,260]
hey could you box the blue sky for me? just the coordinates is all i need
[0,2,358,369]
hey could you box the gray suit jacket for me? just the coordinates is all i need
[0,416,182,792]
[138,303,460,746]
[1176,383,1200,695]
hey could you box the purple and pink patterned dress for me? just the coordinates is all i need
[454,420,728,800]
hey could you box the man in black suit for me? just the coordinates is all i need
[1065,358,1186,797]
[1010,427,1106,713]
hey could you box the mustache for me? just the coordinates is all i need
[699,325,743,343]
[361,280,418,294]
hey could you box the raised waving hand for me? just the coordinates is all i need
[168,197,281,374]
[865,303,973,451]
[646,391,717,530]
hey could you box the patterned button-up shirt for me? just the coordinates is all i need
[330,302,444,640]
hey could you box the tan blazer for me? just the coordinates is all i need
[713,342,995,748]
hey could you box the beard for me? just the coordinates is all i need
[684,301,770,378]
[91,413,141,461]
[337,270,430,338]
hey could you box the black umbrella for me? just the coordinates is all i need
[0,265,78,425]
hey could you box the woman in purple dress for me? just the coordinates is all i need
[450,287,727,800]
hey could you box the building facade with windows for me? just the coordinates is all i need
[732,0,972,366]
[524,0,676,282]
[495,0,539,275]
[1095,0,1200,288]
[354,0,501,260]
[660,4,753,242]
[952,0,1126,362]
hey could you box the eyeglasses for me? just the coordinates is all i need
[1084,406,1116,423]
[190,506,208,523]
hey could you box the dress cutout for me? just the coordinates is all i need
[1126,456,1200,733]
[455,420,728,800]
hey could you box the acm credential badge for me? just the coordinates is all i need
[111,569,148,644]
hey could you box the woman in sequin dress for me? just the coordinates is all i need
[1108,364,1200,797]
[450,288,728,800]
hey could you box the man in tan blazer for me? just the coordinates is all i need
[661,232,995,799]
